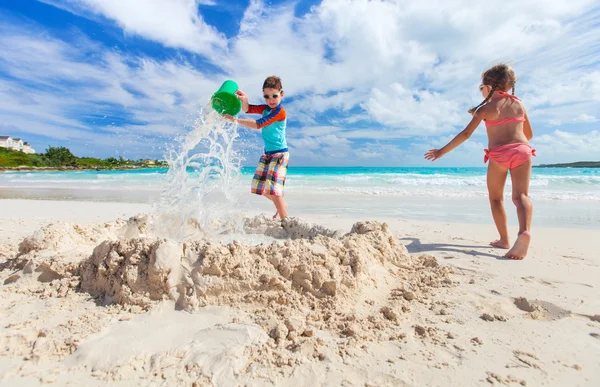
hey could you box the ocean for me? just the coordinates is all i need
[1,167,599,229]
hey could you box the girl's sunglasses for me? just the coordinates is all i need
[263,93,280,99]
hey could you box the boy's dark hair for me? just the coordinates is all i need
[469,64,518,115]
[263,76,282,91]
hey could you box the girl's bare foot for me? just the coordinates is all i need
[505,231,531,260]
[490,239,510,249]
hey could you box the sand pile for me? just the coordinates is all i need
[81,217,454,344]
[243,215,344,239]
[1,216,149,288]
[1,214,456,384]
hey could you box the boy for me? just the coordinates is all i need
[223,75,289,219]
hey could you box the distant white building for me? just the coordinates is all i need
[0,136,36,154]
[22,142,36,154]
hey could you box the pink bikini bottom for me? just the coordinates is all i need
[484,143,536,169]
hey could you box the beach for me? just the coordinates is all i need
[1,183,599,385]
[4,0,600,384]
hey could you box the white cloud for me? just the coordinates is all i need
[547,113,598,126]
[352,143,413,165]
[298,126,345,137]
[0,21,225,158]
[363,84,463,133]
[3,0,600,165]
[217,0,600,138]
[533,130,600,163]
[41,0,226,55]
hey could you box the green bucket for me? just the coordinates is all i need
[211,80,242,116]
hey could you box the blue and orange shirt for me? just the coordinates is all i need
[247,104,287,153]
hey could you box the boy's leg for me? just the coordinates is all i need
[505,158,533,259]
[271,195,288,218]
[487,160,510,248]
[264,193,287,219]
[265,153,289,219]
[263,193,277,218]
[251,155,269,195]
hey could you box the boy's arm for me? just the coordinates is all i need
[224,105,286,130]
[254,105,286,129]
[425,114,483,161]
[235,118,259,129]
[233,89,269,115]
[222,104,267,129]
[246,105,267,114]
[523,110,533,140]
[235,90,249,113]
[234,104,269,130]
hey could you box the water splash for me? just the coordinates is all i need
[153,107,244,240]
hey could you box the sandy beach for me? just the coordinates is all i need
[1,198,598,386]
[3,0,600,385]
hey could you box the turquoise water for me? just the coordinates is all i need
[1,167,598,201]
[1,167,599,228]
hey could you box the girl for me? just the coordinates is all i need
[425,64,534,259]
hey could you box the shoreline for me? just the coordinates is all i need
[0,166,168,173]
[1,191,598,230]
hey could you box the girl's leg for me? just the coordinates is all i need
[505,158,533,259]
[487,160,510,248]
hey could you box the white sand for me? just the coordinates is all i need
[0,199,599,386]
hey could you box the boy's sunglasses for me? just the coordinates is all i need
[263,93,280,99]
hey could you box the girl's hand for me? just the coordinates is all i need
[235,89,248,103]
[424,149,443,161]
[222,114,235,122]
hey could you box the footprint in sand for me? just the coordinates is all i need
[561,254,584,261]
[480,313,508,322]
[486,372,527,386]
[513,297,571,321]
[522,276,593,289]
[521,276,555,287]
[510,350,542,371]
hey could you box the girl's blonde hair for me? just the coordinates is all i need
[468,64,517,115]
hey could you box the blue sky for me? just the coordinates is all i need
[1,0,599,166]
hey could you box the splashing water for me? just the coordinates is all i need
[153,107,244,240]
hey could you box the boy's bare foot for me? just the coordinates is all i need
[490,239,510,249]
[273,204,288,219]
[504,231,531,260]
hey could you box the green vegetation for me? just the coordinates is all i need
[45,146,77,167]
[0,146,168,170]
[534,161,600,168]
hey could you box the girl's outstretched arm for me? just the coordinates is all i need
[523,111,533,140]
[424,115,483,161]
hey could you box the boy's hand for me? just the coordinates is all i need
[424,149,442,161]
[235,89,248,103]
[222,114,235,122]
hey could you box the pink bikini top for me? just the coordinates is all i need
[484,91,525,128]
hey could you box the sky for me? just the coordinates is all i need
[0,0,599,166]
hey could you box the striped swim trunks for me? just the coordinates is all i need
[251,151,289,196]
